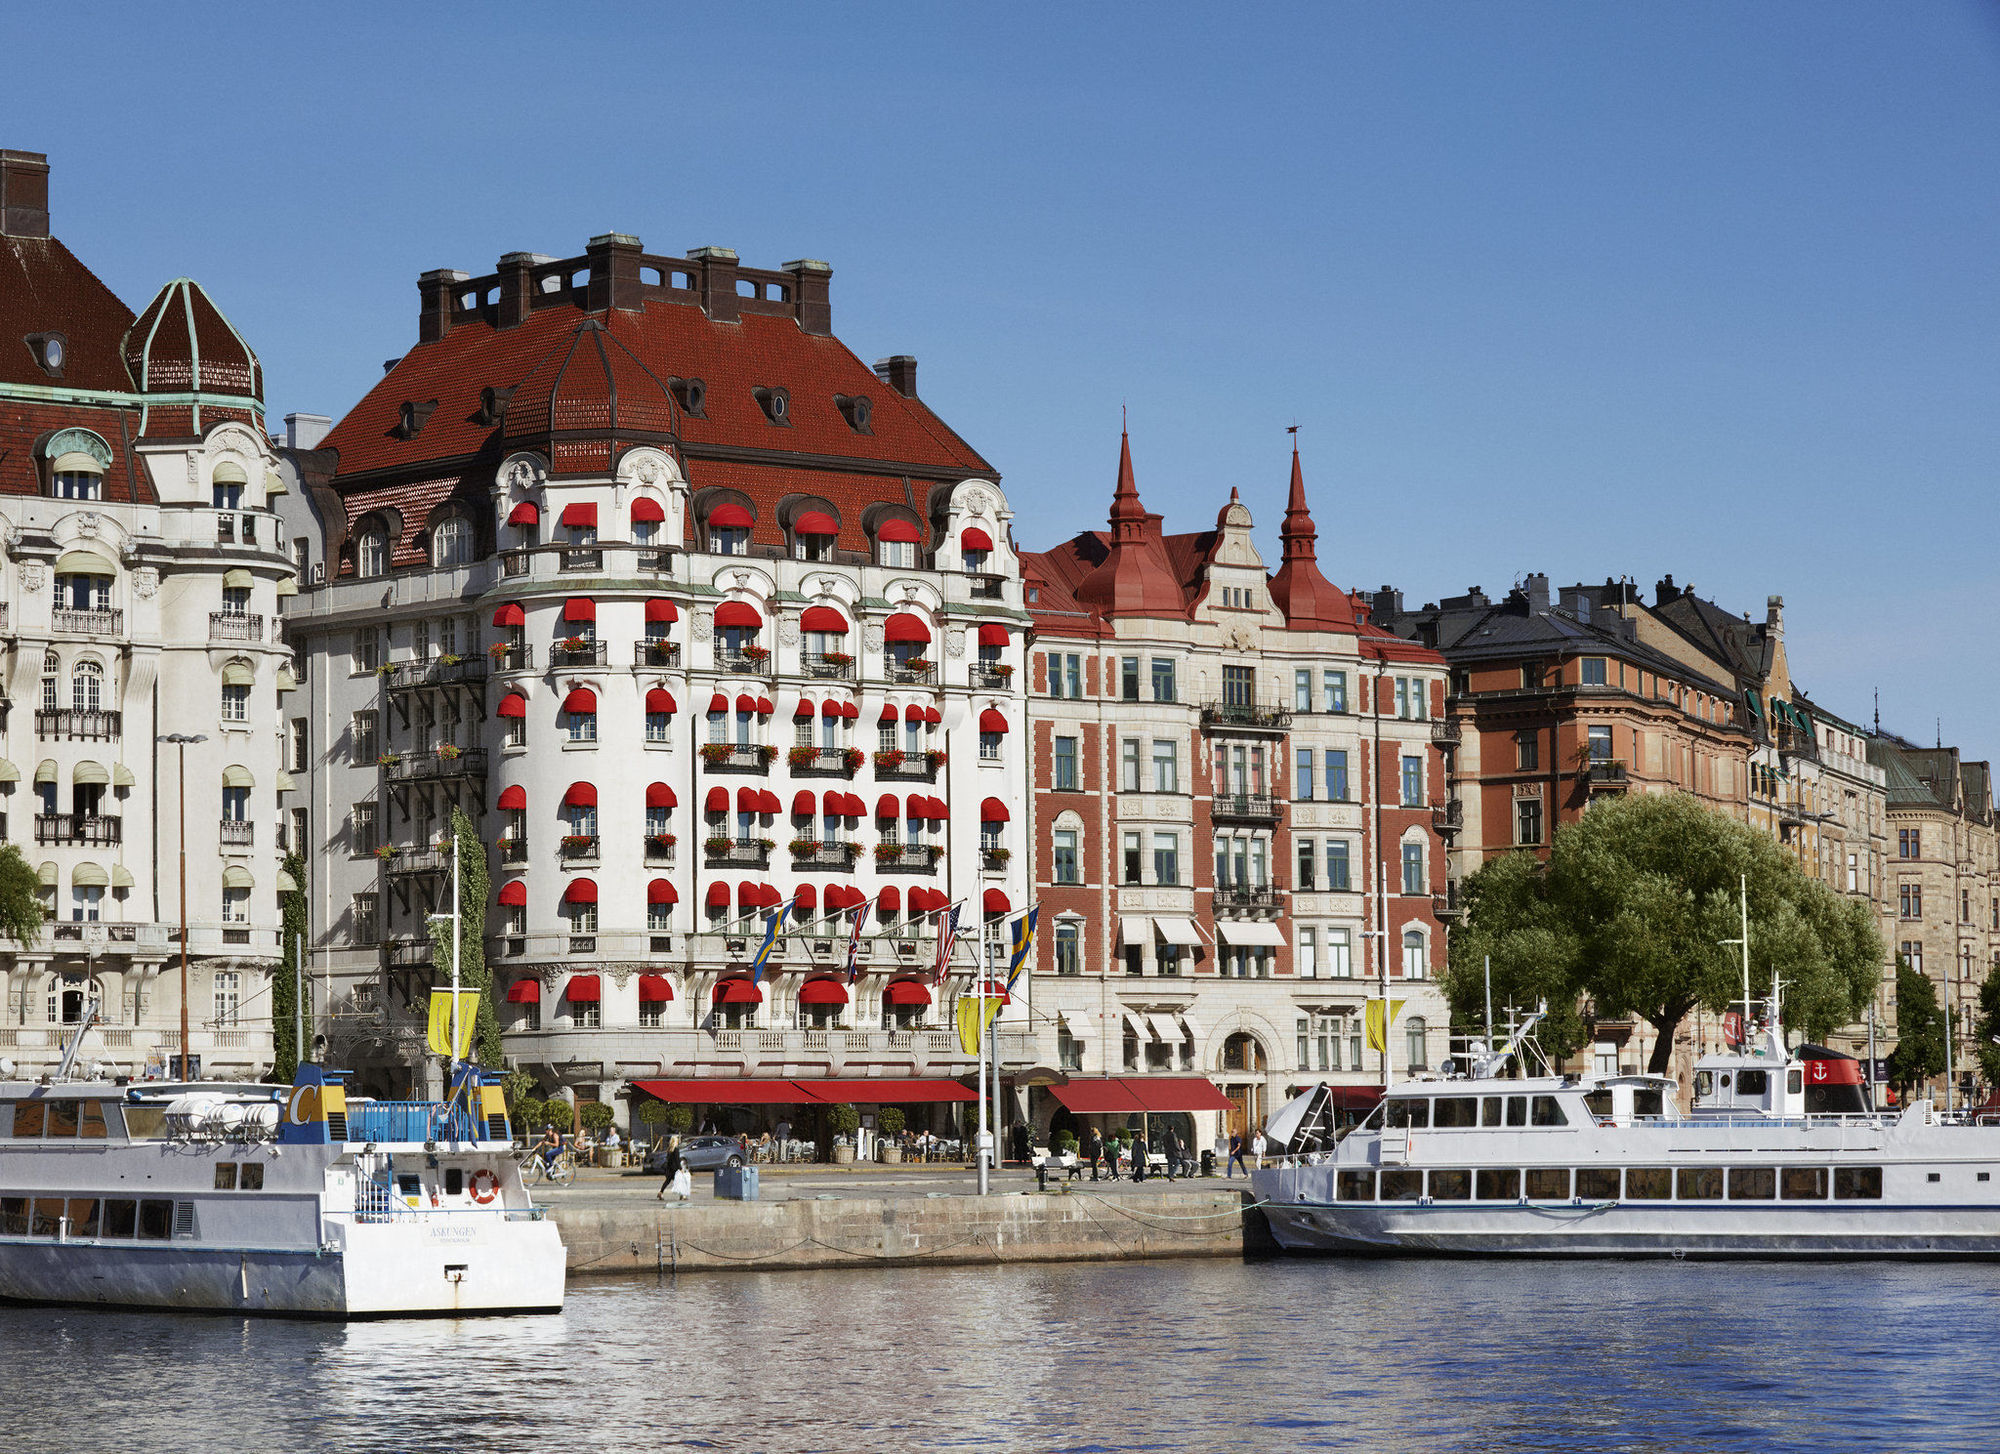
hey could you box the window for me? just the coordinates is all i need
[1298,928,1316,979]
[710,524,750,556]
[1516,798,1543,846]
[71,660,103,712]
[1402,929,1427,979]
[1327,928,1353,978]
[979,731,1001,762]
[1521,663,1543,690]
[352,711,378,764]
[1152,739,1178,793]
[55,573,110,611]
[221,684,249,723]
[877,537,914,568]
[1400,756,1423,807]
[1404,1015,1428,1070]
[356,532,386,578]
[1580,657,1607,686]
[645,706,669,745]
[53,468,102,501]
[1296,749,1314,801]
[1296,670,1312,712]
[1053,736,1078,791]
[70,885,103,923]
[566,705,597,743]
[1120,657,1140,702]
[1223,665,1254,709]
[1121,739,1141,793]
[1297,839,1317,891]
[289,719,308,774]
[1401,842,1424,896]
[221,586,251,617]
[1123,832,1142,885]
[1152,658,1176,702]
[1326,750,1349,802]
[1153,833,1179,886]
[1899,829,1920,859]
[213,971,241,1026]
[1515,731,1538,771]
[1327,840,1351,891]
[1048,653,1083,699]
[353,629,380,674]
[1054,921,1081,975]
[1053,829,1079,885]
[1587,725,1614,762]
[1323,671,1347,713]
[352,803,377,856]
[222,887,250,925]
[221,785,249,823]
[1394,677,1426,720]
[1899,884,1922,920]
[1901,941,1923,976]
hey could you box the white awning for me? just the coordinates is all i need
[1118,916,1151,947]
[1217,920,1286,947]
[1145,1013,1181,1044]
[1059,1014,1094,1040]
[1177,1011,1204,1041]
[1120,1010,1147,1040]
[1153,916,1204,947]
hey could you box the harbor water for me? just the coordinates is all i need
[2,1257,1996,1452]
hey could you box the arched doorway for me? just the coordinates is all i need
[1219,1031,1268,1138]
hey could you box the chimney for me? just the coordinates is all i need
[0,150,49,239]
[1766,594,1784,636]
[417,269,469,344]
[688,246,740,324]
[784,258,832,335]
[1371,586,1404,622]
[1655,573,1679,605]
[874,356,918,398]
[585,232,644,313]
[1523,573,1550,613]
[285,413,332,450]
[496,251,549,328]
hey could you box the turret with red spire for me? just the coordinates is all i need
[1073,422,1187,620]
[1267,438,1356,631]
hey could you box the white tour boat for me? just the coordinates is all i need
[0,1061,565,1317]
[1253,998,2000,1261]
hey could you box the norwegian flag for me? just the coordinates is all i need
[932,902,961,984]
[843,901,872,983]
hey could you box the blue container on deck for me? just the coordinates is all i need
[714,1166,759,1201]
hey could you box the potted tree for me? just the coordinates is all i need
[579,1101,617,1165]
[876,1107,906,1163]
[826,1103,860,1164]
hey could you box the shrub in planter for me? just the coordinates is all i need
[755,837,776,851]
[512,1098,544,1134]
[579,1102,615,1137]
[789,839,821,856]
[437,744,463,760]
[821,651,854,668]
[901,658,932,673]
[827,1103,861,1137]
[487,641,512,660]
[647,833,676,851]
[925,750,949,768]
[561,834,594,853]
[741,645,771,663]
[876,1108,906,1139]
[873,750,906,770]
[872,843,904,863]
[987,663,1014,679]
[373,845,398,860]
[842,748,865,771]
[704,836,734,855]
[376,753,401,767]
[699,743,735,764]
[755,745,779,764]
[1053,1130,1078,1155]
[787,746,820,768]
[560,635,591,654]
[984,847,1012,863]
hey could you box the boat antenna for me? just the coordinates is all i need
[1484,955,1494,1051]
[1721,872,1752,1034]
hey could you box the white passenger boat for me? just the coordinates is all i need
[0,1062,565,1317]
[1253,1003,2000,1260]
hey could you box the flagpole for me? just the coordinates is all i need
[450,832,461,1089]
[976,958,989,1195]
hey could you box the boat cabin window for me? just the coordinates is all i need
[123,1105,166,1140]
[1625,1167,1672,1200]
[1576,1168,1620,1199]
[1380,1169,1423,1201]
[1476,1168,1520,1200]
[1583,1089,1613,1122]
[0,1197,24,1234]
[1432,1097,1478,1128]
[1676,1167,1723,1200]
[1526,1168,1571,1198]
[1336,1170,1375,1201]
[1632,1086,1666,1118]
[136,1200,174,1240]
[1428,1169,1471,1200]
[445,1168,464,1197]
[11,1102,43,1137]
[5,1100,114,1139]
[214,1164,238,1191]
[1385,1099,1429,1130]
[1780,1168,1827,1200]
[1787,1069,1803,1095]
[241,1164,264,1191]
[1737,1070,1768,1097]
[102,1199,138,1237]
[1729,1168,1776,1200]
[1531,1096,1567,1127]
[1834,1167,1883,1200]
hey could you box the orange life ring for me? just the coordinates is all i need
[469,1168,500,1205]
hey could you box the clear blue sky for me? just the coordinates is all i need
[10,5,1998,766]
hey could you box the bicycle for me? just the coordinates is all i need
[520,1149,577,1188]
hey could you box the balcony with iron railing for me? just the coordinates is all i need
[551,639,608,668]
[802,652,856,680]
[52,608,121,636]
[644,835,677,866]
[634,639,682,669]
[700,745,775,774]
[488,643,534,672]
[36,814,121,846]
[559,547,604,572]
[1214,883,1283,913]
[497,837,528,864]
[1431,717,1462,748]
[1200,702,1292,733]
[874,844,942,873]
[787,746,862,777]
[966,573,1006,600]
[382,936,435,969]
[705,837,773,867]
[1431,799,1464,837]
[790,841,859,870]
[1211,792,1281,823]
[385,844,451,876]
[382,747,488,784]
[559,834,600,863]
[208,610,263,643]
[717,651,772,676]
[970,664,1015,690]
[1584,760,1629,792]
[873,751,943,782]
[219,818,254,849]
[36,709,120,742]
[1434,881,1466,921]
[886,660,936,686]
[386,656,488,691]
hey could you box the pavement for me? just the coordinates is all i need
[530,1158,1264,1207]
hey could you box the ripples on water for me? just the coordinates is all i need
[2,1259,1995,1453]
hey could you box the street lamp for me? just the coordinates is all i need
[157,733,207,1080]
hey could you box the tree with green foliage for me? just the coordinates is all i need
[272,849,310,1080]
[1889,958,1947,1095]
[0,845,44,948]
[426,808,502,1066]
[1448,793,1882,1074]
[1976,962,2000,1091]
[579,1101,615,1137]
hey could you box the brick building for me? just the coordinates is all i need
[1017,437,1449,1149]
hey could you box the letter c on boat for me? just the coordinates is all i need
[285,1085,320,1125]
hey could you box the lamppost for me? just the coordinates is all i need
[157,733,206,1079]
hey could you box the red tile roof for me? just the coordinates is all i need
[0,236,136,393]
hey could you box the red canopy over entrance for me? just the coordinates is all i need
[1046,1077,1235,1115]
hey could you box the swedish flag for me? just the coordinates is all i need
[1004,906,1038,994]
[750,901,790,984]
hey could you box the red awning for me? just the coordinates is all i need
[793,884,819,911]
[793,1078,975,1104]
[879,705,899,724]
[492,602,526,627]
[979,709,1009,734]
[707,693,729,715]
[961,527,994,553]
[559,503,597,528]
[882,981,932,1007]
[923,707,940,725]
[884,613,930,643]
[758,789,780,814]
[756,696,775,716]
[924,796,949,821]
[1048,1077,1236,1115]
[737,786,762,811]
[563,782,597,806]
[874,794,898,819]
[564,974,600,1001]
[705,882,730,907]
[506,978,539,1003]
[877,518,921,543]
[506,502,539,527]
[648,879,678,905]
[646,688,676,713]
[798,978,846,1005]
[734,693,757,714]
[820,699,843,718]
[562,687,597,714]
[794,511,838,536]
[794,697,815,718]
[980,797,1009,822]
[563,596,595,622]
[736,879,762,907]
[1325,1086,1384,1111]
[708,503,754,529]
[630,497,666,524]
[639,973,673,999]
[977,624,1008,646]
[496,784,527,810]
[904,704,926,723]
[714,601,762,629]
[644,597,678,622]
[646,782,675,808]
[497,692,527,719]
[792,790,817,816]
[563,878,597,904]
[704,786,729,813]
[876,886,902,913]
[983,889,1011,913]
[712,978,763,1005]
[800,605,848,633]
[496,879,527,907]
[631,1079,801,1105]
[841,702,859,720]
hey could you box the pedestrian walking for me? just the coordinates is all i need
[1164,1129,1183,1180]
[1085,1127,1104,1182]
[1104,1132,1122,1181]
[1226,1130,1247,1178]
[1252,1126,1268,1169]
[655,1135,688,1201]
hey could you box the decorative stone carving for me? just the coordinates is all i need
[21,563,44,594]
[943,629,965,659]
[132,568,158,600]
[863,623,884,652]
[634,458,661,485]
[75,512,99,538]
[730,569,752,591]
[691,609,713,642]
[609,967,632,990]
[815,576,840,599]
[778,617,801,647]
[185,453,198,485]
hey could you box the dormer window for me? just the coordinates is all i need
[670,377,707,417]
[395,399,439,439]
[960,526,994,574]
[433,515,474,567]
[752,386,790,426]
[356,531,387,578]
[834,394,873,434]
[792,509,838,562]
[476,386,514,426]
[875,517,921,569]
[46,430,108,501]
[707,502,754,556]
[26,333,65,378]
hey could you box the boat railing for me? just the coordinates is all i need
[1631,1112,1907,1131]
[343,1101,490,1145]
[344,1203,548,1225]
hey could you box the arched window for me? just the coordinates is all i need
[1405,1015,1429,1071]
[356,531,387,578]
[71,660,102,712]
[432,515,473,567]
[1221,1031,1267,1073]
[40,650,58,712]
[1402,928,1428,979]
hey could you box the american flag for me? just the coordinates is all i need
[932,902,961,984]
[843,901,872,982]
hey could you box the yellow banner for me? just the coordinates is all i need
[1364,998,1406,1053]
[427,989,479,1058]
[955,992,1005,1056]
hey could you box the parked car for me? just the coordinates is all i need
[644,1135,747,1175]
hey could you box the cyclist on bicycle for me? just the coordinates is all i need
[531,1126,564,1175]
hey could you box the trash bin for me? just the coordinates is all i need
[714,1166,760,1201]
[1200,1150,1216,1178]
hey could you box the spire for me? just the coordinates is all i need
[1072,421,1186,620]
[1267,436,1355,632]
[1109,418,1145,529]
[1280,435,1315,563]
